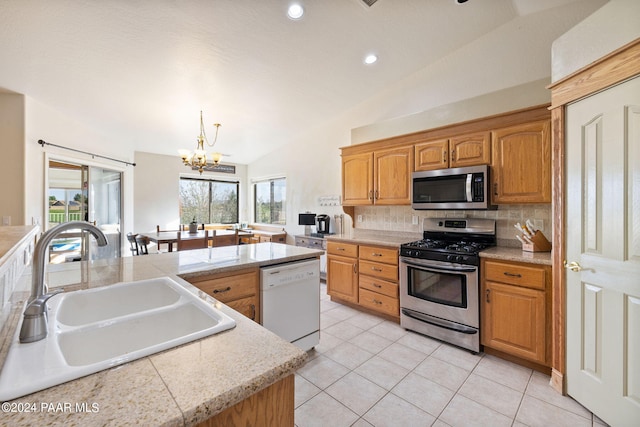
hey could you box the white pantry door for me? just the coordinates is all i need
[565,75,640,426]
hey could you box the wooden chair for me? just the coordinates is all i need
[135,235,150,255]
[177,230,209,251]
[126,232,139,256]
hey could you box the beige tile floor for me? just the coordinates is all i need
[294,283,606,427]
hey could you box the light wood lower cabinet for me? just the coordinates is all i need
[327,241,399,319]
[481,259,551,366]
[326,242,358,303]
[186,268,260,323]
[197,374,294,427]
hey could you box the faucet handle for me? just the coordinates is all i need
[23,288,63,316]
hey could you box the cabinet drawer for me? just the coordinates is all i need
[358,245,398,265]
[359,260,398,282]
[190,270,259,303]
[327,241,358,257]
[359,288,399,317]
[484,260,546,290]
[359,275,398,298]
[295,236,325,249]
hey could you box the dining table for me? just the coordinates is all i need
[142,229,253,252]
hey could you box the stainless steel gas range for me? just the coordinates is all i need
[399,218,496,353]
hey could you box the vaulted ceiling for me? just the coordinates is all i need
[0,0,601,164]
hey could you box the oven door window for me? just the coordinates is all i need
[407,266,467,308]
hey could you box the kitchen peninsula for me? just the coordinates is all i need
[0,232,323,426]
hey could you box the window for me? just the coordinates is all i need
[254,178,286,225]
[179,178,239,224]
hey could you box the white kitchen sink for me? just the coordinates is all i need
[0,277,236,401]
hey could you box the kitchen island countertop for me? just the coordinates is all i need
[0,242,323,426]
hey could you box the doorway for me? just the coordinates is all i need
[47,160,122,263]
[565,76,640,425]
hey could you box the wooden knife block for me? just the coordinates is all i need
[522,230,552,252]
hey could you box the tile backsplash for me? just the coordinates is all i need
[353,204,551,246]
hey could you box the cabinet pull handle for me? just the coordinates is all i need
[372,283,382,288]
[353,264,358,274]
[373,299,382,305]
[250,304,256,321]
[451,149,455,161]
[443,150,447,163]
[372,267,383,272]
[493,183,498,196]
[368,190,374,200]
[337,247,345,251]
[374,190,379,200]
[212,286,231,294]
[372,253,383,257]
[486,289,490,303]
[503,272,522,278]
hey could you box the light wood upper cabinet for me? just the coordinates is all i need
[450,132,491,168]
[342,152,374,205]
[414,139,448,171]
[373,146,413,205]
[415,132,490,171]
[342,146,413,205]
[491,121,551,204]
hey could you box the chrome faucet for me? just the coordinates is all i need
[19,221,108,343]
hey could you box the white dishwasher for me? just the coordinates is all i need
[260,259,320,351]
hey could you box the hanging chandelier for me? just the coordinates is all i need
[178,111,223,174]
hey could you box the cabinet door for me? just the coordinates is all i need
[342,152,374,205]
[415,139,448,171]
[374,146,413,205]
[227,296,260,323]
[327,255,358,303]
[491,121,551,203]
[450,131,491,168]
[482,280,546,364]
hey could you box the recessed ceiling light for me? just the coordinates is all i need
[287,3,304,20]
[364,54,378,65]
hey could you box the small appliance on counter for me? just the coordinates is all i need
[298,212,316,236]
[312,214,333,237]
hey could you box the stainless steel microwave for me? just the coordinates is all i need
[412,165,495,210]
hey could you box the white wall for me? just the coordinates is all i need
[133,151,248,234]
[23,97,135,242]
[552,0,640,82]
[0,92,24,226]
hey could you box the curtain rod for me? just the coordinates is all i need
[37,139,136,167]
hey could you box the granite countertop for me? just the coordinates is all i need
[479,246,552,266]
[326,229,421,248]
[1,243,323,426]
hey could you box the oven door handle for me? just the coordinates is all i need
[401,259,477,273]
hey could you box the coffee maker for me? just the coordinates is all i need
[316,214,331,234]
